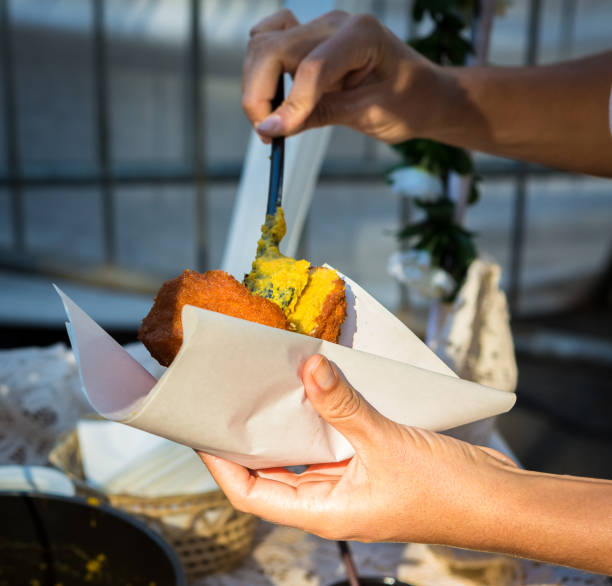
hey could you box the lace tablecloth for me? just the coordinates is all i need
[197,523,609,586]
[0,344,608,586]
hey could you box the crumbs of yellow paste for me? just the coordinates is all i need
[85,553,106,582]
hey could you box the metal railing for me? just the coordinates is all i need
[0,0,209,291]
[0,0,601,311]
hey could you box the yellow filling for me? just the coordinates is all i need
[244,207,341,336]
[288,267,338,335]
[244,208,310,314]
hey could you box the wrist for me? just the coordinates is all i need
[414,65,481,144]
[431,456,518,550]
[451,464,530,552]
[388,57,476,146]
[390,58,452,142]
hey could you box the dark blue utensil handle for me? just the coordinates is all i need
[266,76,285,216]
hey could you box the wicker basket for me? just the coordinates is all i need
[49,430,258,579]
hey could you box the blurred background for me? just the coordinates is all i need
[0,0,610,477]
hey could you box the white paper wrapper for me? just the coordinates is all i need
[54,271,515,469]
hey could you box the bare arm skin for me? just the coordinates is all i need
[433,55,612,176]
[200,355,612,575]
[244,10,612,176]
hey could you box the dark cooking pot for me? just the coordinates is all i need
[329,578,414,585]
[0,492,185,586]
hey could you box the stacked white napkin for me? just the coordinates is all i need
[77,420,217,497]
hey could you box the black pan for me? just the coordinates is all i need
[329,578,414,585]
[0,492,185,586]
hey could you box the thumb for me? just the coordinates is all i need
[302,354,384,450]
[256,55,330,138]
[256,87,319,138]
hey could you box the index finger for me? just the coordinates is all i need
[249,9,299,37]
[242,10,349,130]
[197,451,336,530]
[241,10,300,128]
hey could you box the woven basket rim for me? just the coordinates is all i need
[48,428,227,501]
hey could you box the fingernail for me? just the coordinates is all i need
[312,356,336,391]
[257,114,283,135]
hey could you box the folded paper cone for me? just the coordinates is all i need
[55,271,515,469]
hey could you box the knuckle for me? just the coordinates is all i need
[241,94,255,115]
[248,19,269,38]
[358,104,382,131]
[350,12,381,33]
[281,97,309,118]
[247,32,279,56]
[263,35,285,57]
[326,385,362,421]
[249,9,297,37]
[324,9,349,24]
[298,57,323,81]
[311,99,335,126]
[278,8,297,25]
[229,478,258,513]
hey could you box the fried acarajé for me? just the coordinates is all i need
[139,208,347,367]
[138,269,289,366]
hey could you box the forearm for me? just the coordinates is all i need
[452,466,612,574]
[420,52,612,177]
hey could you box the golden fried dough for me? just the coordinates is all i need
[138,269,289,366]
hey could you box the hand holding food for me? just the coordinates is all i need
[200,355,612,576]
[200,354,517,543]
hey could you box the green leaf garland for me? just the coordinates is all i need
[391,0,480,301]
